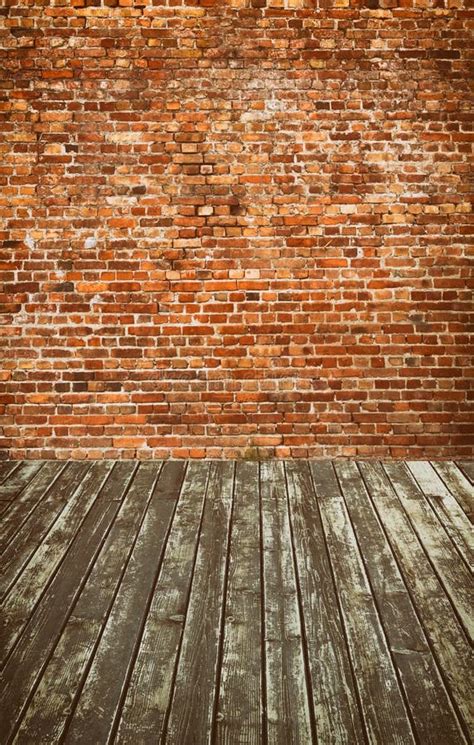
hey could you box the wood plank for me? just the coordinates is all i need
[0,462,20,486]
[215,461,263,745]
[407,461,474,569]
[310,460,416,745]
[340,461,467,745]
[0,461,112,600]
[285,461,365,745]
[0,462,70,553]
[389,463,473,641]
[164,461,234,744]
[365,462,473,736]
[0,485,121,742]
[12,461,173,744]
[0,462,109,664]
[432,462,474,523]
[260,461,312,744]
[99,461,138,501]
[0,461,43,501]
[456,461,474,485]
[64,461,205,745]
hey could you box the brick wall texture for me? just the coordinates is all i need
[1,0,473,460]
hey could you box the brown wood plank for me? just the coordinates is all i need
[0,462,43,502]
[0,481,121,741]
[432,462,474,523]
[164,461,234,744]
[0,462,71,554]
[407,461,473,570]
[64,461,203,745]
[310,460,416,745]
[285,461,365,745]
[341,461,467,745]
[366,462,473,736]
[0,461,112,600]
[389,462,473,642]
[261,461,313,744]
[215,461,263,745]
[12,461,173,744]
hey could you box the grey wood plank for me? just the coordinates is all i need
[164,461,234,744]
[0,461,112,601]
[366,462,473,735]
[12,461,173,744]
[456,461,474,485]
[0,462,20,486]
[285,461,365,745]
[261,461,312,745]
[0,462,71,554]
[0,488,120,742]
[0,461,43,502]
[310,460,416,745]
[215,461,263,745]
[389,462,473,641]
[0,462,110,664]
[407,461,474,570]
[432,462,474,523]
[64,461,202,745]
[341,461,467,745]
[99,461,138,501]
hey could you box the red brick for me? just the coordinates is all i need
[1,3,471,461]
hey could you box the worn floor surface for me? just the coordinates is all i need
[0,459,472,744]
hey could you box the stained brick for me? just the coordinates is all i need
[0,1,472,461]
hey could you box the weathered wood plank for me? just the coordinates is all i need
[367,462,473,735]
[261,461,313,745]
[65,461,205,745]
[432,462,474,523]
[99,461,138,501]
[389,463,473,641]
[286,461,365,745]
[456,461,474,485]
[341,461,467,745]
[215,461,263,745]
[1,458,472,743]
[0,462,110,663]
[0,462,43,501]
[12,461,171,744]
[0,462,71,554]
[0,462,45,526]
[407,461,473,570]
[0,488,120,741]
[310,460,416,745]
[164,461,234,744]
[0,462,20,486]
[0,461,112,600]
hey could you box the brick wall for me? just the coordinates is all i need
[1,0,472,460]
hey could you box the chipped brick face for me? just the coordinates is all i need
[1,1,472,460]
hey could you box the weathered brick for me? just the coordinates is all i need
[0,1,472,461]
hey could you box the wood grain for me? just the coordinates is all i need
[432,462,474,523]
[286,461,365,745]
[63,461,186,744]
[165,461,234,744]
[311,460,416,745]
[0,459,471,744]
[261,461,312,744]
[215,461,264,745]
[12,461,163,744]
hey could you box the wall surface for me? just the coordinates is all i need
[1,0,472,459]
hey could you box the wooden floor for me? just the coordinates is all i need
[0,460,472,744]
